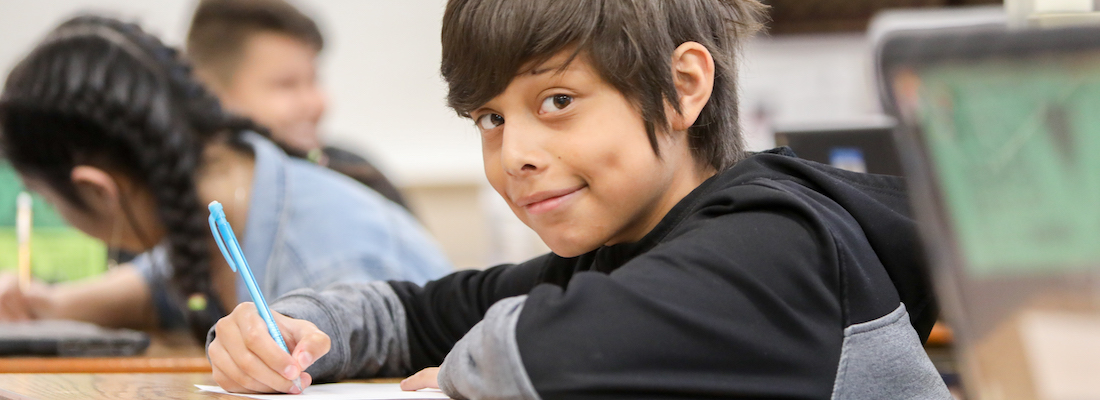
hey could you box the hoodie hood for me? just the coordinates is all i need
[715,147,937,342]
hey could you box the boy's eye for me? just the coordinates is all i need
[539,94,573,114]
[476,113,505,130]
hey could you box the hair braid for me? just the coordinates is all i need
[0,15,271,341]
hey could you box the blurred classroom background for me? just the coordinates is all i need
[0,0,1010,274]
[8,0,1100,399]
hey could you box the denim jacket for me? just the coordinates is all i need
[134,132,453,328]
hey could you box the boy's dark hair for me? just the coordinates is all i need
[441,0,767,171]
[186,0,323,85]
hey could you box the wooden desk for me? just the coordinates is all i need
[0,331,211,374]
[0,374,406,400]
[0,373,228,400]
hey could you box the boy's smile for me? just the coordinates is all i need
[473,50,715,257]
[515,185,586,215]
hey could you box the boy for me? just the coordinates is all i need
[207,1,952,398]
[186,0,410,209]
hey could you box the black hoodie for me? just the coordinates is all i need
[264,148,952,399]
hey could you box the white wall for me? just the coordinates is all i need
[302,0,483,187]
[0,1,193,71]
[738,33,881,151]
[0,0,482,188]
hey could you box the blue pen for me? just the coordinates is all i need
[208,201,303,393]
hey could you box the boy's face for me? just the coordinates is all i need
[473,52,710,257]
[215,32,326,152]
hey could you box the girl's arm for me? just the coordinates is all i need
[34,265,158,330]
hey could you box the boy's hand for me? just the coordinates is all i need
[400,367,440,391]
[208,302,331,394]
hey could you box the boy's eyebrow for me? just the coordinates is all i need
[522,62,567,77]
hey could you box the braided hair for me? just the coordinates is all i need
[0,15,268,341]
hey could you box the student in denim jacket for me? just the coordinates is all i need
[0,16,452,342]
[186,0,412,211]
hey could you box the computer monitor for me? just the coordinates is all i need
[774,122,904,176]
[883,25,1100,400]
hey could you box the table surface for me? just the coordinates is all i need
[0,324,953,397]
[0,374,406,400]
[0,331,211,374]
[0,373,229,400]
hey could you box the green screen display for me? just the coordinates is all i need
[915,57,1100,276]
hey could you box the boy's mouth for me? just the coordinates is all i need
[516,185,586,215]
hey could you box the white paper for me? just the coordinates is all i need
[195,383,451,400]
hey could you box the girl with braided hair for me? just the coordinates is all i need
[0,15,452,342]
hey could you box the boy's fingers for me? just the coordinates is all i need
[399,367,440,391]
[220,319,301,392]
[212,307,299,394]
[209,339,278,394]
[301,372,313,388]
[209,305,320,394]
[231,304,302,380]
[278,315,330,371]
[212,367,251,394]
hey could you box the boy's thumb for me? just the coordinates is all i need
[284,320,330,371]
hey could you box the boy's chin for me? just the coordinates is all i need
[541,234,602,258]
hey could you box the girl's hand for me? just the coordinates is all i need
[0,273,51,321]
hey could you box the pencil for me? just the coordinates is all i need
[16,191,32,292]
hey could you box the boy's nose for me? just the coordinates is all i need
[500,122,546,178]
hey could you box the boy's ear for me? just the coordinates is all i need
[668,42,715,132]
[193,67,240,110]
[193,66,229,96]
[70,166,122,216]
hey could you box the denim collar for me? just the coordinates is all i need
[239,132,290,302]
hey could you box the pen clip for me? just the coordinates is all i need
[208,202,237,273]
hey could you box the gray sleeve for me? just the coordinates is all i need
[274,281,411,381]
[205,281,412,382]
[437,295,540,400]
[829,304,953,400]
